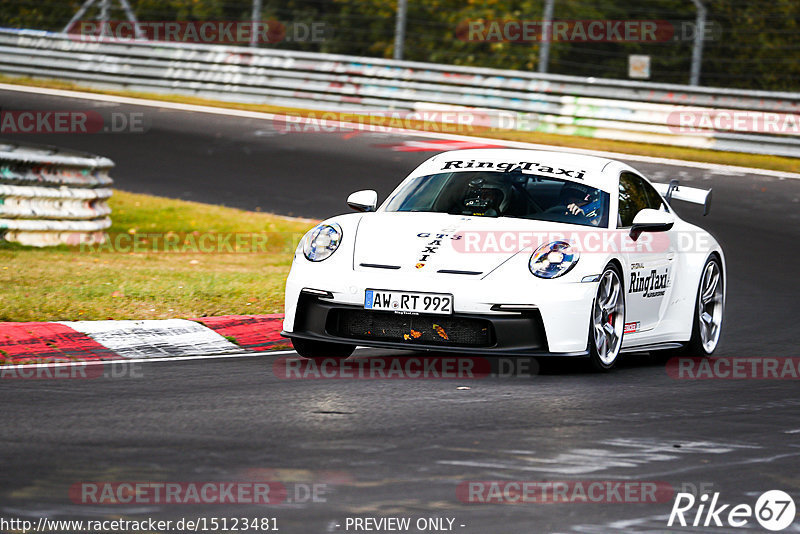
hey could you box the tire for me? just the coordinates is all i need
[290,337,355,360]
[670,256,725,357]
[655,256,725,362]
[588,264,626,371]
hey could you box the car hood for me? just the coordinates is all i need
[352,212,582,276]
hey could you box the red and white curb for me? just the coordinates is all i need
[0,315,288,364]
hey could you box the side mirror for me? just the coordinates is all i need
[631,208,675,237]
[347,190,378,212]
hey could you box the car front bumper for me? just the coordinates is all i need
[282,294,593,356]
[283,266,597,355]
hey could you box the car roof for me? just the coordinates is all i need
[409,148,628,192]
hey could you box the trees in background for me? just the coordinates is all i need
[1,0,797,90]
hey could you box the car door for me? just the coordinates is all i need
[617,172,675,333]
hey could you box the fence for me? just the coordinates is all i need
[0,27,798,157]
[0,139,113,246]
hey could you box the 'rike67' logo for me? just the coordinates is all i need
[668,490,796,531]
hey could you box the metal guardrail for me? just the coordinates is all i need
[0,140,113,246]
[0,27,798,158]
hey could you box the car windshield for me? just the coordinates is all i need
[383,171,610,227]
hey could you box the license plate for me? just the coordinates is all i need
[364,289,453,315]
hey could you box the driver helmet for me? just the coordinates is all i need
[463,178,511,215]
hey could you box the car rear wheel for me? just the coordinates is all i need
[683,257,725,356]
[291,338,355,360]
[654,256,724,360]
[589,265,626,371]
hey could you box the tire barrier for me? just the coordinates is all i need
[0,139,113,246]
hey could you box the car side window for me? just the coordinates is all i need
[617,172,650,227]
[639,177,666,211]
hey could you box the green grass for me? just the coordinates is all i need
[2,73,798,174]
[0,190,316,321]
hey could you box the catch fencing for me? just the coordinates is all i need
[0,27,798,157]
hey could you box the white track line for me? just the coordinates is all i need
[0,349,298,371]
[2,82,799,180]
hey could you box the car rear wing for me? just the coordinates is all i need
[652,179,712,216]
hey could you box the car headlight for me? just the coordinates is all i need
[529,241,580,279]
[303,223,343,262]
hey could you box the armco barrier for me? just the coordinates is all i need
[0,27,798,157]
[0,140,113,246]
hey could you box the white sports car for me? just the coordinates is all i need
[283,149,725,370]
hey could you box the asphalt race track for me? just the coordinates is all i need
[2,88,800,533]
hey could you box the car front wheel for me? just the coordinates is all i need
[589,264,626,371]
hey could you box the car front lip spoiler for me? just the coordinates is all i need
[282,330,589,358]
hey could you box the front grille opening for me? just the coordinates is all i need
[327,309,494,347]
